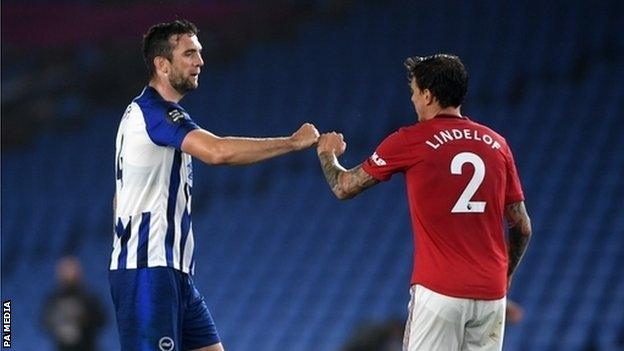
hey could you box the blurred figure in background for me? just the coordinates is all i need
[42,256,106,351]
[341,319,404,351]
[340,302,524,351]
[505,300,524,325]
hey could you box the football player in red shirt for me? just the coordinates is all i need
[316,54,532,351]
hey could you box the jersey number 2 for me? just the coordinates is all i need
[450,152,486,213]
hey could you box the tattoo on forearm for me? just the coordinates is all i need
[508,226,530,276]
[318,152,344,195]
[318,153,379,199]
[340,166,379,196]
[506,201,532,277]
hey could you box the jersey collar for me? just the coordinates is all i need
[434,114,466,119]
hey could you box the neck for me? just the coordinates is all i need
[148,77,183,103]
[420,106,462,121]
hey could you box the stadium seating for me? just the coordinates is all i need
[2,0,623,350]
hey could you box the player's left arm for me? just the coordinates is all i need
[317,132,379,200]
[505,201,532,285]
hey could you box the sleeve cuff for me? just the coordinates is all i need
[505,193,525,205]
[361,161,390,182]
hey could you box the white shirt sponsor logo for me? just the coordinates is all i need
[371,152,387,166]
[168,109,185,124]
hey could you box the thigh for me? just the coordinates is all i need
[109,268,183,351]
[404,285,470,351]
[461,297,506,351]
[181,276,221,350]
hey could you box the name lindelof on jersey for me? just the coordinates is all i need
[167,109,187,125]
[426,128,501,151]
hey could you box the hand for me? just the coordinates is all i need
[317,132,346,157]
[505,300,524,324]
[291,123,320,150]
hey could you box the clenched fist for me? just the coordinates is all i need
[317,132,347,156]
[290,123,320,150]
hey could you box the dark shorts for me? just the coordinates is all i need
[109,267,220,351]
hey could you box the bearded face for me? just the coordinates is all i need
[166,34,203,95]
[169,66,198,95]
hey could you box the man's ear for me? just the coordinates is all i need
[423,89,434,105]
[154,56,170,75]
[422,89,433,105]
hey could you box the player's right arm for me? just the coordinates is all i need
[505,201,532,287]
[316,132,380,200]
[181,123,319,165]
[316,129,413,199]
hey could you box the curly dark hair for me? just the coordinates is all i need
[404,54,468,108]
[142,19,199,79]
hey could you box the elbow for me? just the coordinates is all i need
[331,175,361,200]
[521,215,532,236]
[333,188,356,201]
[197,145,236,166]
[201,153,229,166]
[523,220,533,237]
[198,153,225,165]
[510,226,532,239]
[183,131,235,165]
[334,191,349,200]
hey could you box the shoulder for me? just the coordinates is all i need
[390,122,432,144]
[467,119,511,145]
[134,89,172,116]
[133,89,190,126]
[466,118,506,139]
[373,123,422,154]
[380,125,412,146]
[464,119,518,162]
[390,122,422,138]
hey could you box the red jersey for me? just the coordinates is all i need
[362,115,524,300]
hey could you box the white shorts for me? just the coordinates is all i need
[403,284,506,351]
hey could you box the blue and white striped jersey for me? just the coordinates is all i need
[111,86,199,274]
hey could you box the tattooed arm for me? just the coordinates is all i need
[318,154,379,199]
[317,132,379,200]
[505,201,532,286]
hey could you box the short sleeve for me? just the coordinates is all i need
[504,144,525,204]
[142,103,199,149]
[361,130,413,181]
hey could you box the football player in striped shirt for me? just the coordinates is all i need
[110,20,319,351]
[316,54,532,351]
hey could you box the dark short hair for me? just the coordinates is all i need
[142,19,199,78]
[404,54,468,108]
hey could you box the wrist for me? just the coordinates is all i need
[317,149,335,157]
[287,135,301,151]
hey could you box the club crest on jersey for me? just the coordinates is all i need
[158,336,175,351]
[166,109,186,125]
[371,152,387,166]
